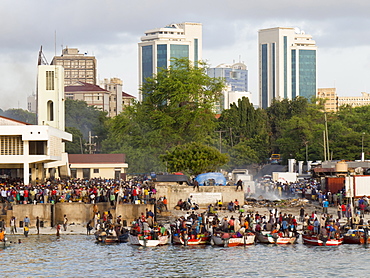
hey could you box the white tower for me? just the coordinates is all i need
[37,65,65,131]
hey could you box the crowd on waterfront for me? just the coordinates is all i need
[0,177,158,207]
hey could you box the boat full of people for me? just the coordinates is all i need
[255,231,298,244]
[129,221,169,247]
[172,232,211,245]
[343,228,370,244]
[212,231,255,247]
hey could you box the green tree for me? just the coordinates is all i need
[161,142,229,175]
[65,127,85,154]
[0,109,36,124]
[65,99,108,152]
[103,58,225,173]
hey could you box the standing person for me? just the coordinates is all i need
[23,216,30,228]
[193,179,199,191]
[337,204,342,220]
[36,216,40,235]
[63,215,68,231]
[56,224,60,236]
[236,179,243,191]
[24,226,29,237]
[10,216,17,234]
[299,207,305,222]
[163,197,168,211]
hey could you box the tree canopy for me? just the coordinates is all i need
[102,58,225,173]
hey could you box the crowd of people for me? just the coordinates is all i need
[0,177,157,207]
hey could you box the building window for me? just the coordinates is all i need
[157,44,167,70]
[47,100,54,121]
[29,141,46,155]
[261,44,268,109]
[194,38,198,66]
[299,49,316,99]
[46,71,55,90]
[142,45,153,84]
[0,136,23,155]
[93,169,99,173]
[170,44,189,66]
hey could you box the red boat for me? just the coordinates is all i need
[302,234,343,246]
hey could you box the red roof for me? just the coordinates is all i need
[65,82,108,93]
[0,115,32,125]
[122,91,135,98]
[68,153,126,164]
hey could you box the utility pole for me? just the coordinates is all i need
[85,131,97,154]
[215,130,226,153]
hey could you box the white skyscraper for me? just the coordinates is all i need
[259,27,317,108]
[138,22,202,101]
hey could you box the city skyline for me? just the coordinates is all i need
[1,0,370,110]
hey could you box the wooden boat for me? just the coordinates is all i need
[129,234,169,247]
[256,232,298,244]
[95,231,119,244]
[343,229,370,244]
[172,233,211,245]
[212,232,255,247]
[302,234,343,246]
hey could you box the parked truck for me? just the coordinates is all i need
[272,172,298,183]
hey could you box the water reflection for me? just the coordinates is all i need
[0,235,368,277]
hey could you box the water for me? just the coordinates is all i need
[1,235,369,277]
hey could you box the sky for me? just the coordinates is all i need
[1,0,370,110]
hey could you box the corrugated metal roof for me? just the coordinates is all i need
[68,153,126,164]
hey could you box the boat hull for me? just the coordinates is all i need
[173,235,210,245]
[129,234,169,247]
[302,235,343,246]
[212,233,255,247]
[256,232,297,244]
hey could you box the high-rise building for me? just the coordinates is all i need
[51,47,97,86]
[138,22,202,101]
[259,27,317,108]
[317,88,338,112]
[207,62,251,113]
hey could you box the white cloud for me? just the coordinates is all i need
[1,0,370,109]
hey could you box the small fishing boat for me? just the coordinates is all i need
[172,233,211,246]
[95,231,119,244]
[256,232,298,245]
[302,234,343,246]
[343,229,370,244]
[129,234,169,247]
[212,232,255,247]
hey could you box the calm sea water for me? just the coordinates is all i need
[0,235,369,277]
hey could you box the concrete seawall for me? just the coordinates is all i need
[5,203,154,228]
[155,184,245,209]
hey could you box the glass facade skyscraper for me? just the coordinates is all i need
[138,22,202,101]
[258,27,317,108]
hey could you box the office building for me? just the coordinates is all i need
[207,62,251,113]
[51,47,97,86]
[138,22,202,101]
[317,88,338,112]
[259,27,317,108]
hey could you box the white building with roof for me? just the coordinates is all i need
[0,65,72,185]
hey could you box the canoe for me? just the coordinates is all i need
[129,234,169,247]
[256,232,298,245]
[302,234,343,246]
[212,232,255,247]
